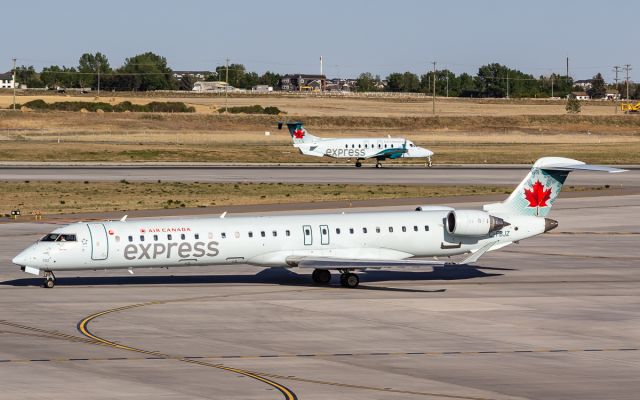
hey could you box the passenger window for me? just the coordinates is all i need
[195,233,199,240]
[167,234,172,240]
[424,225,429,231]
[388,227,393,233]
[128,235,133,242]
[304,228,310,235]
[208,232,213,239]
[272,231,277,237]
[336,228,341,234]
[140,235,145,241]
[322,228,327,235]
[221,232,226,239]
[376,227,380,233]
[153,234,158,241]
[345,144,348,148]
[352,144,355,148]
[378,144,381,148]
[358,144,361,148]
[286,230,290,237]
[414,226,418,232]
[362,227,367,234]
[349,228,354,234]
[261,231,266,237]
[248,232,253,238]
[115,236,120,243]
[181,234,186,240]
[402,226,406,232]
[364,144,367,148]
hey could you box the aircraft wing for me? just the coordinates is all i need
[289,241,498,270]
[373,147,406,158]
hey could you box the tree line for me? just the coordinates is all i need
[12,52,640,99]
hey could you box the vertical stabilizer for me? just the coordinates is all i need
[484,157,625,217]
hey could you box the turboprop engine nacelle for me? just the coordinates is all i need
[446,210,509,237]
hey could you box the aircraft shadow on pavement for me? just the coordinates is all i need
[1,264,501,288]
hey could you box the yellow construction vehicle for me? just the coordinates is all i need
[621,102,640,113]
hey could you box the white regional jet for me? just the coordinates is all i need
[281,122,434,168]
[12,157,624,289]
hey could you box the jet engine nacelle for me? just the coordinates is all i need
[446,210,509,237]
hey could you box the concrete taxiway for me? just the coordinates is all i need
[0,193,639,400]
[0,164,638,186]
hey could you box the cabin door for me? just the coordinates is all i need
[319,225,330,245]
[302,225,313,245]
[87,223,109,260]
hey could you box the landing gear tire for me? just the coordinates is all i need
[311,269,331,285]
[340,273,359,288]
[355,161,362,168]
[426,157,433,168]
[375,162,382,168]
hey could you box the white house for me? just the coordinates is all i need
[604,89,621,100]
[568,91,590,100]
[0,71,15,89]
[574,79,592,90]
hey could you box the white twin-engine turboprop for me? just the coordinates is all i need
[13,157,624,288]
[280,122,434,168]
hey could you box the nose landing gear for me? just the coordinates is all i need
[426,157,433,168]
[43,271,55,288]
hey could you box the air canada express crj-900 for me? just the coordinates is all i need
[13,157,624,288]
[282,122,434,168]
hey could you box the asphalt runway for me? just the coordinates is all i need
[0,165,638,186]
[0,193,638,399]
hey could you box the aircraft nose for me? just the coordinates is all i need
[12,250,28,266]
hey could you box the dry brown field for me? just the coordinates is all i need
[1,93,639,164]
[0,180,608,215]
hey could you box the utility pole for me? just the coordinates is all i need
[624,64,632,100]
[551,74,554,98]
[97,60,101,96]
[432,61,436,115]
[446,75,449,98]
[225,58,229,113]
[613,66,621,113]
[12,57,16,110]
[566,57,569,78]
[506,72,509,99]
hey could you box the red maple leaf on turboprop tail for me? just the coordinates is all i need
[293,129,305,139]
[524,180,552,208]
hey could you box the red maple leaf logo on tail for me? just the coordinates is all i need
[293,129,305,139]
[524,180,552,208]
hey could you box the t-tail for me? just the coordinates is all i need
[484,157,626,218]
[278,121,320,144]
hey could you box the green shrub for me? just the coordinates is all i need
[220,105,283,114]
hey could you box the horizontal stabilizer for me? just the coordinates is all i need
[540,163,627,173]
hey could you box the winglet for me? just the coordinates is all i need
[220,211,227,219]
[120,215,128,222]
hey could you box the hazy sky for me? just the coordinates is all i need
[2,0,635,82]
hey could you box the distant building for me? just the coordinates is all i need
[252,85,273,93]
[574,79,593,90]
[174,70,210,80]
[192,81,229,92]
[604,89,621,100]
[568,91,590,100]
[0,71,15,89]
[279,74,326,91]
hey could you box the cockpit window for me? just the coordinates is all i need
[41,234,77,242]
[41,234,59,241]
[57,234,76,242]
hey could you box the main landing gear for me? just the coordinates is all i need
[355,158,364,168]
[339,271,359,288]
[311,269,360,288]
[375,162,383,168]
[311,269,331,285]
[43,271,55,288]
